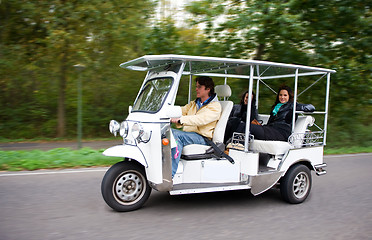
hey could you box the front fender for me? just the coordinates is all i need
[102,145,148,168]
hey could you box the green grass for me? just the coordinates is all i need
[0,148,120,171]
[324,146,372,155]
[0,137,116,143]
[0,146,371,172]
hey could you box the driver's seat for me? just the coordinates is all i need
[181,85,233,159]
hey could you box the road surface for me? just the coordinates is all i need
[0,153,371,240]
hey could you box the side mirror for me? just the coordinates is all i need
[166,105,182,118]
[128,105,132,114]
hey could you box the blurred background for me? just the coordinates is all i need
[0,0,371,148]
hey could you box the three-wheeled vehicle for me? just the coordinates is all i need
[101,55,335,212]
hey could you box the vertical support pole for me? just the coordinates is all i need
[188,61,193,103]
[188,74,193,103]
[74,64,85,149]
[323,73,331,145]
[244,65,255,152]
[77,74,82,149]
[255,65,260,112]
[292,68,299,133]
[224,72,228,101]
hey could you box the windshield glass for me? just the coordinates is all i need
[132,77,173,112]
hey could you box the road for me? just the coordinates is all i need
[0,153,371,240]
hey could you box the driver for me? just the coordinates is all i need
[170,76,221,177]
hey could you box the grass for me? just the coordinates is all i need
[0,148,120,171]
[0,137,116,143]
[0,145,371,172]
[324,146,372,155]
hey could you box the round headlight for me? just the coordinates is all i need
[119,121,129,138]
[109,120,120,136]
[131,122,144,140]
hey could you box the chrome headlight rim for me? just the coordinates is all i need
[119,121,129,138]
[131,122,144,141]
[109,120,120,137]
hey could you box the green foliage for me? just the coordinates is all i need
[0,0,155,138]
[0,0,371,148]
[0,148,120,171]
[185,0,371,146]
[144,19,206,56]
[324,146,372,155]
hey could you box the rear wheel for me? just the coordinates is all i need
[280,164,312,204]
[101,160,151,212]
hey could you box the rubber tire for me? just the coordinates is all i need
[280,164,312,204]
[101,160,151,212]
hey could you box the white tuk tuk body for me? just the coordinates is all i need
[101,55,335,211]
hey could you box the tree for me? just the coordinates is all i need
[0,0,155,138]
[185,0,371,146]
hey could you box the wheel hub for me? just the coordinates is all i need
[115,172,143,202]
[293,173,309,198]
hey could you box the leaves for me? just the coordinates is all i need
[0,0,155,138]
[0,0,370,147]
[184,0,371,146]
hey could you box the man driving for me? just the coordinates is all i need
[170,76,222,177]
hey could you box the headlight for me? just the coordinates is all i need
[119,121,129,138]
[131,123,144,140]
[109,120,120,137]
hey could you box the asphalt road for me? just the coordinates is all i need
[0,153,371,240]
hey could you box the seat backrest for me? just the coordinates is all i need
[257,114,270,125]
[213,85,233,143]
[291,116,315,147]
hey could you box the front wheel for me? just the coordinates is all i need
[101,160,152,212]
[280,164,312,204]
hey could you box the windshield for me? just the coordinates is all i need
[132,77,173,112]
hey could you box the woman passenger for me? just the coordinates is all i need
[224,91,258,144]
[232,85,315,142]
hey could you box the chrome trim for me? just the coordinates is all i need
[314,163,327,176]
[250,171,283,196]
[149,123,173,192]
[169,183,250,195]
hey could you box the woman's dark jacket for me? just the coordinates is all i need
[229,102,258,123]
[223,101,258,144]
[265,101,315,140]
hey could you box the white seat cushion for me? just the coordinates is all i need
[182,144,210,155]
[249,140,291,155]
[248,116,315,155]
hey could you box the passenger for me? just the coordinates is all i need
[224,90,258,144]
[232,85,315,142]
[170,76,222,177]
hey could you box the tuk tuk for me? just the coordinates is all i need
[101,55,335,212]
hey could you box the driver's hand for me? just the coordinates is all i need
[170,118,181,124]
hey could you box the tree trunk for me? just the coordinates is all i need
[254,42,265,60]
[57,41,68,138]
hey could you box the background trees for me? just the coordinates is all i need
[0,0,370,147]
[186,0,371,147]
[0,0,154,138]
